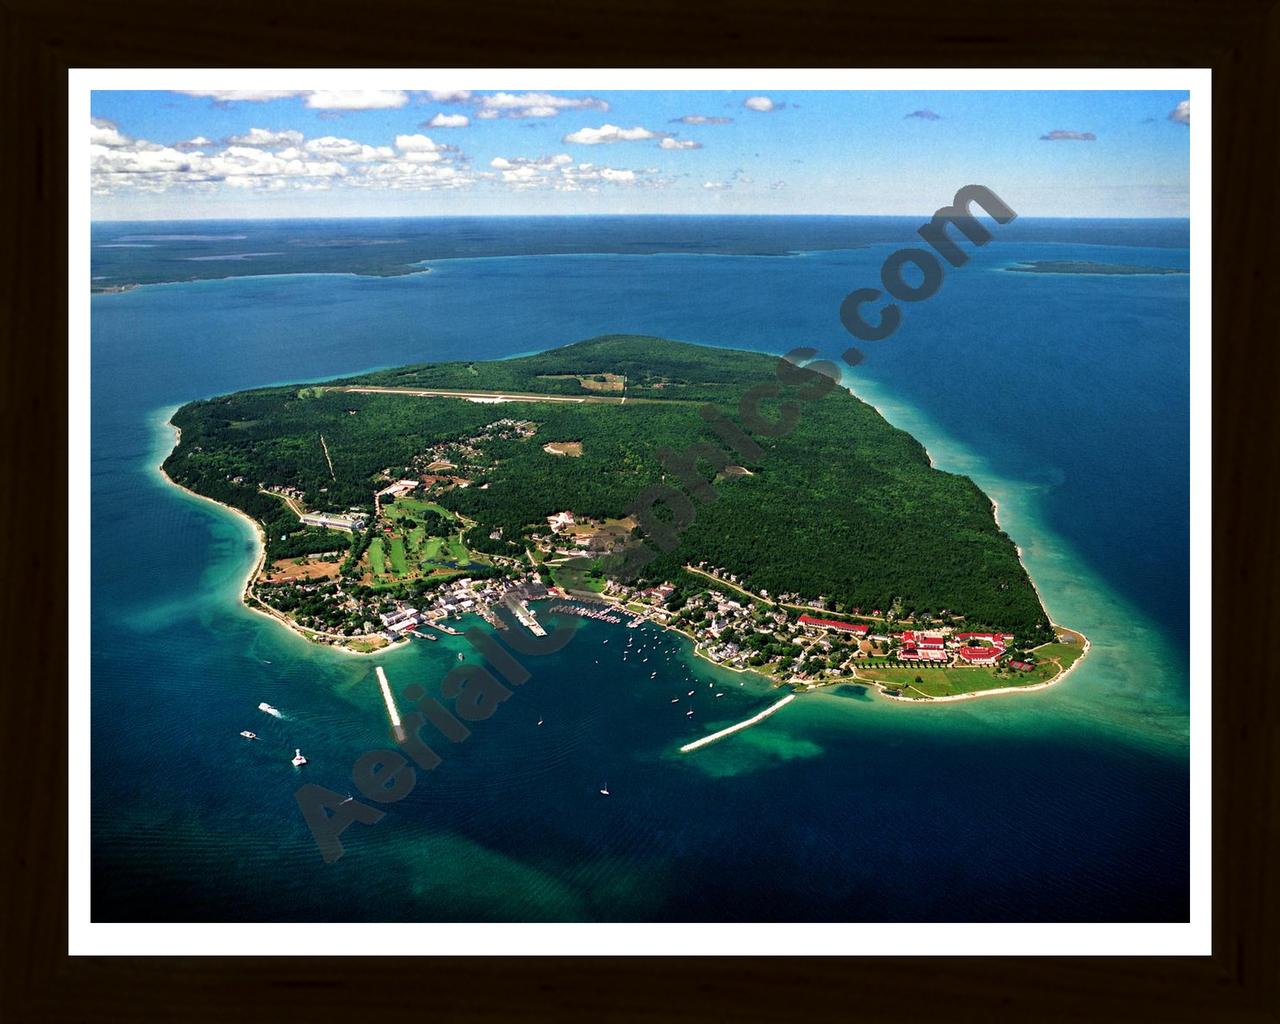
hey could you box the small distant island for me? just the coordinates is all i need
[162,335,1086,700]
[1005,260,1187,276]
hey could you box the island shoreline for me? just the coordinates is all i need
[157,359,1090,695]
[156,418,403,659]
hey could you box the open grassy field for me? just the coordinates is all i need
[855,645,1079,696]
[368,537,387,576]
[388,535,408,573]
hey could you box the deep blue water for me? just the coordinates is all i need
[91,216,1190,922]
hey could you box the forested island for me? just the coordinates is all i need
[163,335,1081,697]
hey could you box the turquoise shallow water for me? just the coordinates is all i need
[91,218,1189,922]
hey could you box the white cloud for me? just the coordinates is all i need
[305,90,410,110]
[427,113,470,128]
[1039,129,1096,141]
[659,137,701,150]
[702,180,728,190]
[673,115,732,125]
[304,136,395,161]
[179,90,305,103]
[490,154,573,170]
[89,118,130,148]
[743,96,776,112]
[92,116,683,200]
[394,133,443,153]
[479,92,608,119]
[227,127,304,147]
[428,90,472,103]
[1169,99,1190,125]
[484,152,665,191]
[563,123,660,145]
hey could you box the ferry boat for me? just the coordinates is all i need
[258,702,281,717]
[291,748,308,767]
[239,731,257,740]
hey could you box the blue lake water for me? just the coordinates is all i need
[90,217,1190,922]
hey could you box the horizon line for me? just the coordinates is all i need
[90,212,1193,224]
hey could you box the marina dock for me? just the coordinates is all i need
[679,694,796,753]
[504,597,547,637]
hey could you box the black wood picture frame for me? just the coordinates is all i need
[3,1,1275,1019]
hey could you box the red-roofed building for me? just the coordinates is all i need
[799,615,869,636]
[900,646,949,662]
[959,645,1003,665]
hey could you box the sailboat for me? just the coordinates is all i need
[599,782,610,796]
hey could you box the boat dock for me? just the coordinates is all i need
[375,665,405,743]
[504,597,547,637]
[679,694,796,754]
[548,602,643,628]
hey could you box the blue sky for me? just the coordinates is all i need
[89,89,1191,219]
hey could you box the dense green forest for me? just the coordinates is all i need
[164,335,1050,635]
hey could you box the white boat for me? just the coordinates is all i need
[686,709,694,717]
[291,748,308,767]
[239,730,257,740]
[599,783,610,796]
[670,698,680,704]
[457,652,464,661]
[537,717,544,726]
[258,702,282,718]
[687,690,694,696]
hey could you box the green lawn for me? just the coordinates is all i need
[388,536,408,573]
[408,526,426,553]
[423,536,446,561]
[368,537,386,576]
[386,496,457,521]
[858,663,1051,698]
[1033,641,1084,671]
